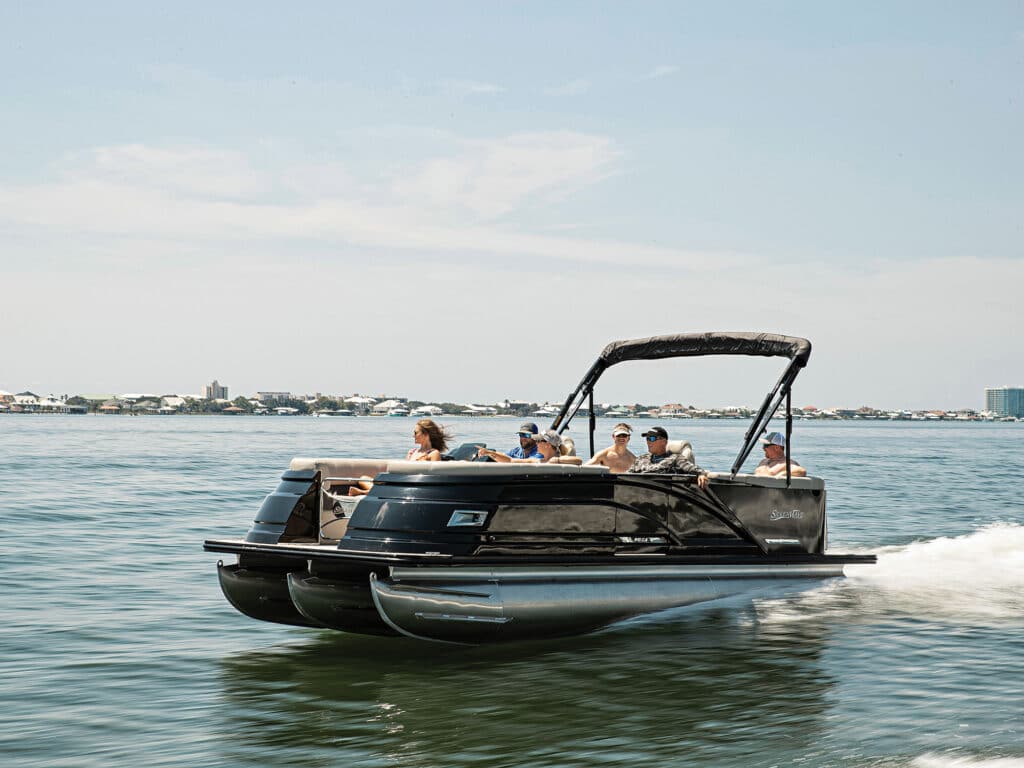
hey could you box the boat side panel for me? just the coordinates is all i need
[345,476,753,557]
[716,485,826,554]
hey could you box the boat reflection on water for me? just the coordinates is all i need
[214,600,839,767]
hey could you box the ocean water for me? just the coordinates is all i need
[1,415,1021,768]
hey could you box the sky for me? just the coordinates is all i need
[1,2,1022,409]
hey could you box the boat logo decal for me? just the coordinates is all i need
[617,536,667,544]
[447,510,489,527]
[769,508,803,521]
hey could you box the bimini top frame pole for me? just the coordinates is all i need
[550,332,812,474]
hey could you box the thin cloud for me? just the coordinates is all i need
[390,131,620,219]
[439,79,505,96]
[640,64,680,81]
[0,138,734,271]
[543,79,591,96]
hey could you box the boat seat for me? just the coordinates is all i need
[665,440,695,464]
[290,456,610,481]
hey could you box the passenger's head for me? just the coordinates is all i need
[517,421,539,449]
[533,429,563,459]
[641,426,669,454]
[612,423,632,444]
[414,418,450,452]
[760,431,785,459]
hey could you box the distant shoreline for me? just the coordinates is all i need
[1,410,1019,423]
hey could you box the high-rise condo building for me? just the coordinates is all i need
[205,380,229,400]
[985,387,1024,417]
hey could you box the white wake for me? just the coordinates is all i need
[912,753,1024,768]
[757,523,1024,625]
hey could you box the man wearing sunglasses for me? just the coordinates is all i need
[628,426,709,489]
[477,422,544,462]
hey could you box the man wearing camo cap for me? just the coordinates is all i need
[627,426,709,489]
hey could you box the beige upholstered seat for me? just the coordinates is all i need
[665,440,695,464]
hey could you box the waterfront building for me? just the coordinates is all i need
[205,380,229,400]
[256,391,291,403]
[985,387,1024,418]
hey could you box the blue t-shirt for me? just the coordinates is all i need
[506,445,543,459]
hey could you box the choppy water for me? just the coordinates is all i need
[1,415,1022,767]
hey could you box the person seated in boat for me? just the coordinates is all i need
[754,431,807,477]
[627,426,709,488]
[405,418,450,462]
[585,422,636,473]
[348,419,451,496]
[476,422,543,462]
[477,429,582,465]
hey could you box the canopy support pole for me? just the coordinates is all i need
[588,390,596,457]
[785,388,793,487]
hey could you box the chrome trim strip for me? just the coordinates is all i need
[413,612,512,624]
[390,563,845,583]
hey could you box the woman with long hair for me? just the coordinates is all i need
[407,418,450,461]
[349,418,452,496]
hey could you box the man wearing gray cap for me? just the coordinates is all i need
[628,426,709,489]
[478,428,581,465]
[754,432,807,477]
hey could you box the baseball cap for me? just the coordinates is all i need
[517,422,539,435]
[534,429,563,448]
[760,431,786,447]
[640,426,668,440]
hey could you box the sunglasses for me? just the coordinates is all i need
[614,433,630,438]
[645,435,662,442]
[517,432,535,439]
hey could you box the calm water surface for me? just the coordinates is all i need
[1,416,1022,767]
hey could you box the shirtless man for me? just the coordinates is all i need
[585,423,636,473]
[754,431,807,477]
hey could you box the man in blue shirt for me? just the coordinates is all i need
[476,422,544,462]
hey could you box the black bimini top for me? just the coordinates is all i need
[564,332,812,399]
[598,332,811,369]
[552,332,813,478]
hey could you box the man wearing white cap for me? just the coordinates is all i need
[585,423,637,474]
[754,431,807,477]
